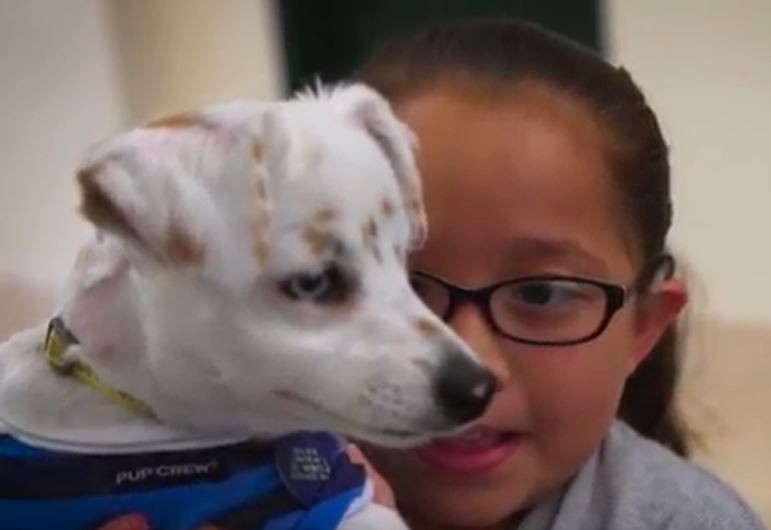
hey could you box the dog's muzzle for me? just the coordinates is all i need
[433,353,497,424]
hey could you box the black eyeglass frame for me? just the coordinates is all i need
[410,253,674,347]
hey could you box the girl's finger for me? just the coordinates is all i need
[346,443,397,508]
[95,514,149,530]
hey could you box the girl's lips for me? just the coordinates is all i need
[416,426,523,474]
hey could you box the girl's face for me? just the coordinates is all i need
[365,83,685,529]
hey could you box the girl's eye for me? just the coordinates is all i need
[279,266,349,304]
[507,281,584,308]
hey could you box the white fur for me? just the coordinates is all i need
[0,84,484,529]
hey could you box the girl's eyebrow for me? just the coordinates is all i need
[507,235,610,275]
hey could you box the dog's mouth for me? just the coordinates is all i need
[272,389,433,444]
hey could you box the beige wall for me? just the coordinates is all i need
[606,0,771,522]
[678,317,771,523]
[606,0,771,326]
[0,0,127,290]
[109,0,284,123]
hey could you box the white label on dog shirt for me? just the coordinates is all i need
[115,460,219,485]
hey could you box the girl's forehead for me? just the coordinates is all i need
[395,84,636,279]
[396,81,608,153]
[395,84,612,213]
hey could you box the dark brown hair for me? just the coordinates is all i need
[356,18,690,456]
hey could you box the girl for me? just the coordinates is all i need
[102,18,764,530]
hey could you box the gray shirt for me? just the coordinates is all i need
[518,421,766,529]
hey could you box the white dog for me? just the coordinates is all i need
[0,84,495,530]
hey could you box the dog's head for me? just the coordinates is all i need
[75,84,496,447]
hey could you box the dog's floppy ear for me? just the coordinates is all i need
[333,84,427,249]
[76,126,219,268]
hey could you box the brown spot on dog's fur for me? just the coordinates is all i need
[74,245,98,269]
[304,227,333,256]
[407,195,427,246]
[255,179,268,200]
[251,140,263,162]
[146,112,201,129]
[166,224,205,265]
[361,223,374,251]
[315,208,337,223]
[249,165,270,265]
[249,206,271,265]
[362,218,383,263]
[78,165,139,240]
[381,197,395,217]
[361,217,383,262]
[253,237,270,265]
[394,244,404,261]
[414,317,439,336]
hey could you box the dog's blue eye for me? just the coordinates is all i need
[280,266,349,303]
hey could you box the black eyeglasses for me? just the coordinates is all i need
[409,255,674,347]
[409,272,627,346]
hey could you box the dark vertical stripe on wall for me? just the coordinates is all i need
[275,0,601,94]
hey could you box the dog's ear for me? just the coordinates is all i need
[333,84,427,249]
[76,125,222,268]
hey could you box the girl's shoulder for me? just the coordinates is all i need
[595,421,765,529]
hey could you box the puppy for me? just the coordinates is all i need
[0,84,495,530]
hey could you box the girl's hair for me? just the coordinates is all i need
[355,18,690,456]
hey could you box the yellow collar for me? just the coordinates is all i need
[43,317,157,419]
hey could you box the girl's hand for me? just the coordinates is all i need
[95,514,148,530]
[96,514,220,530]
[346,443,396,509]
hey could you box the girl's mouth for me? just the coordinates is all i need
[416,426,523,473]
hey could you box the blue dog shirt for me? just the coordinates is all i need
[0,431,368,530]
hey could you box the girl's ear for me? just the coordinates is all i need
[628,277,688,374]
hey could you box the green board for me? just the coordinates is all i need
[276,0,601,93]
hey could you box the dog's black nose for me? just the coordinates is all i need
[434,353,497,424]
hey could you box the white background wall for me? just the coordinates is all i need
[606,0,771,327]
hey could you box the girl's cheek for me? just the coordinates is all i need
[516,332,632,434]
